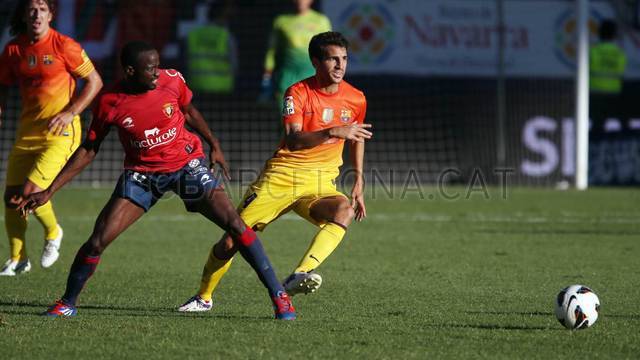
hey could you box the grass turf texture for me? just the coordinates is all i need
[0,186,638,359]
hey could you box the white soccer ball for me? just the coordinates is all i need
[555,285,600,330]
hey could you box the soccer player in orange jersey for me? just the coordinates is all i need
[179,31,372,312]
[0,0,103,276]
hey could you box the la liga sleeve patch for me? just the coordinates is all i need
[283,96,295,116]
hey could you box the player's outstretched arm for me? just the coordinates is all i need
[48,69,103,136]
[285,123,372,151]
[18,138,102,214]
[350,140,367,221]
[183,103,230,180]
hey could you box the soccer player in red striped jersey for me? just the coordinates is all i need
[19,41,295,320]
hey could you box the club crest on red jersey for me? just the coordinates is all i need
[163,103,175,118]
[43,55,53,65]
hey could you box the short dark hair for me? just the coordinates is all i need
[10,0,57,36]
[599,19,617,40]
[120,41,156,68]
[308,31,349,61]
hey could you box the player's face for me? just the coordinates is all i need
[132,50,161,91]
[313,45,348,85]
[293,0,313,13]
[24,0,52,39]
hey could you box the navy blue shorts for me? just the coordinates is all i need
[113,158,221,212]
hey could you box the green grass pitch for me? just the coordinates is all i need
[0,186,638,358]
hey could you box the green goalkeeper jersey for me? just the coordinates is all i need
[264,9,332,97]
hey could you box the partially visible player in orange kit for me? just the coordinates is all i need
[0,0,103,276]
[179,31,372,312]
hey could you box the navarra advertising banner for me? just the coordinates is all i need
[322,0,640,78]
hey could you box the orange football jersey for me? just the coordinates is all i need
[0,29,95,141]
[272,76,367,171]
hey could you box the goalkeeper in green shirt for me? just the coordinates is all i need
[260,0,332,102]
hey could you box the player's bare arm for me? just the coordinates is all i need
[350,140,366,221]
[48,69,103,136]
[284,122,372,151]
[18,136,104,214]
[183,103,230,180]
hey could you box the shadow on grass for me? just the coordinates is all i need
[465,310,552,316]
[464,310,640,320]
[0,300,50,308]
[434,323,554,331]
[0,300,271,320]
[0,300,166,313]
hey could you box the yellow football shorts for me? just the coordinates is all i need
[6,132,81,189]
[237,163,347,231]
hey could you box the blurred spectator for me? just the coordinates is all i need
[184,0,237,94]
[589,19,627,131]
[259,0,331,103]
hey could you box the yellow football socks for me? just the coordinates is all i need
[5,207,27,261]
[294,222,346,273]
[33,201,60,240]
[198,248,233,301]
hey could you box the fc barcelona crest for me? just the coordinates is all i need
[162,103,175,118]
[43,55,53,65]
[340,109,352,123]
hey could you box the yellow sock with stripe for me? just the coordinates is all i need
[33,201,60,240]
[294,222,346,273]
[5,207,28,261]
[197,247,233,301]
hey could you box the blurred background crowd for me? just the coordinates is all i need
[1,0,639,187]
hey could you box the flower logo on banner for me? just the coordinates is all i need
[554,8,603,69]
[337,3,396,65]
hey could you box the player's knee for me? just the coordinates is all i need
[334,200,355,225]
[227,217,247,238]
[214,236,236,259]
[86,236,108,255]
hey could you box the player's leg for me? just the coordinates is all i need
[47,170,153,317]
[1,186,31,276]
[1,148,36,276]
[193,189,286,293]
[192,187,295,319]
[19,180,63,268]
[297,195,354,272]
[285,195,354,295]
[46,196,145,317]
[179,165,295,314]
[179,232,235,311]
[29,136,81,268]
[193,185,269,303]
[200,234,237,300]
